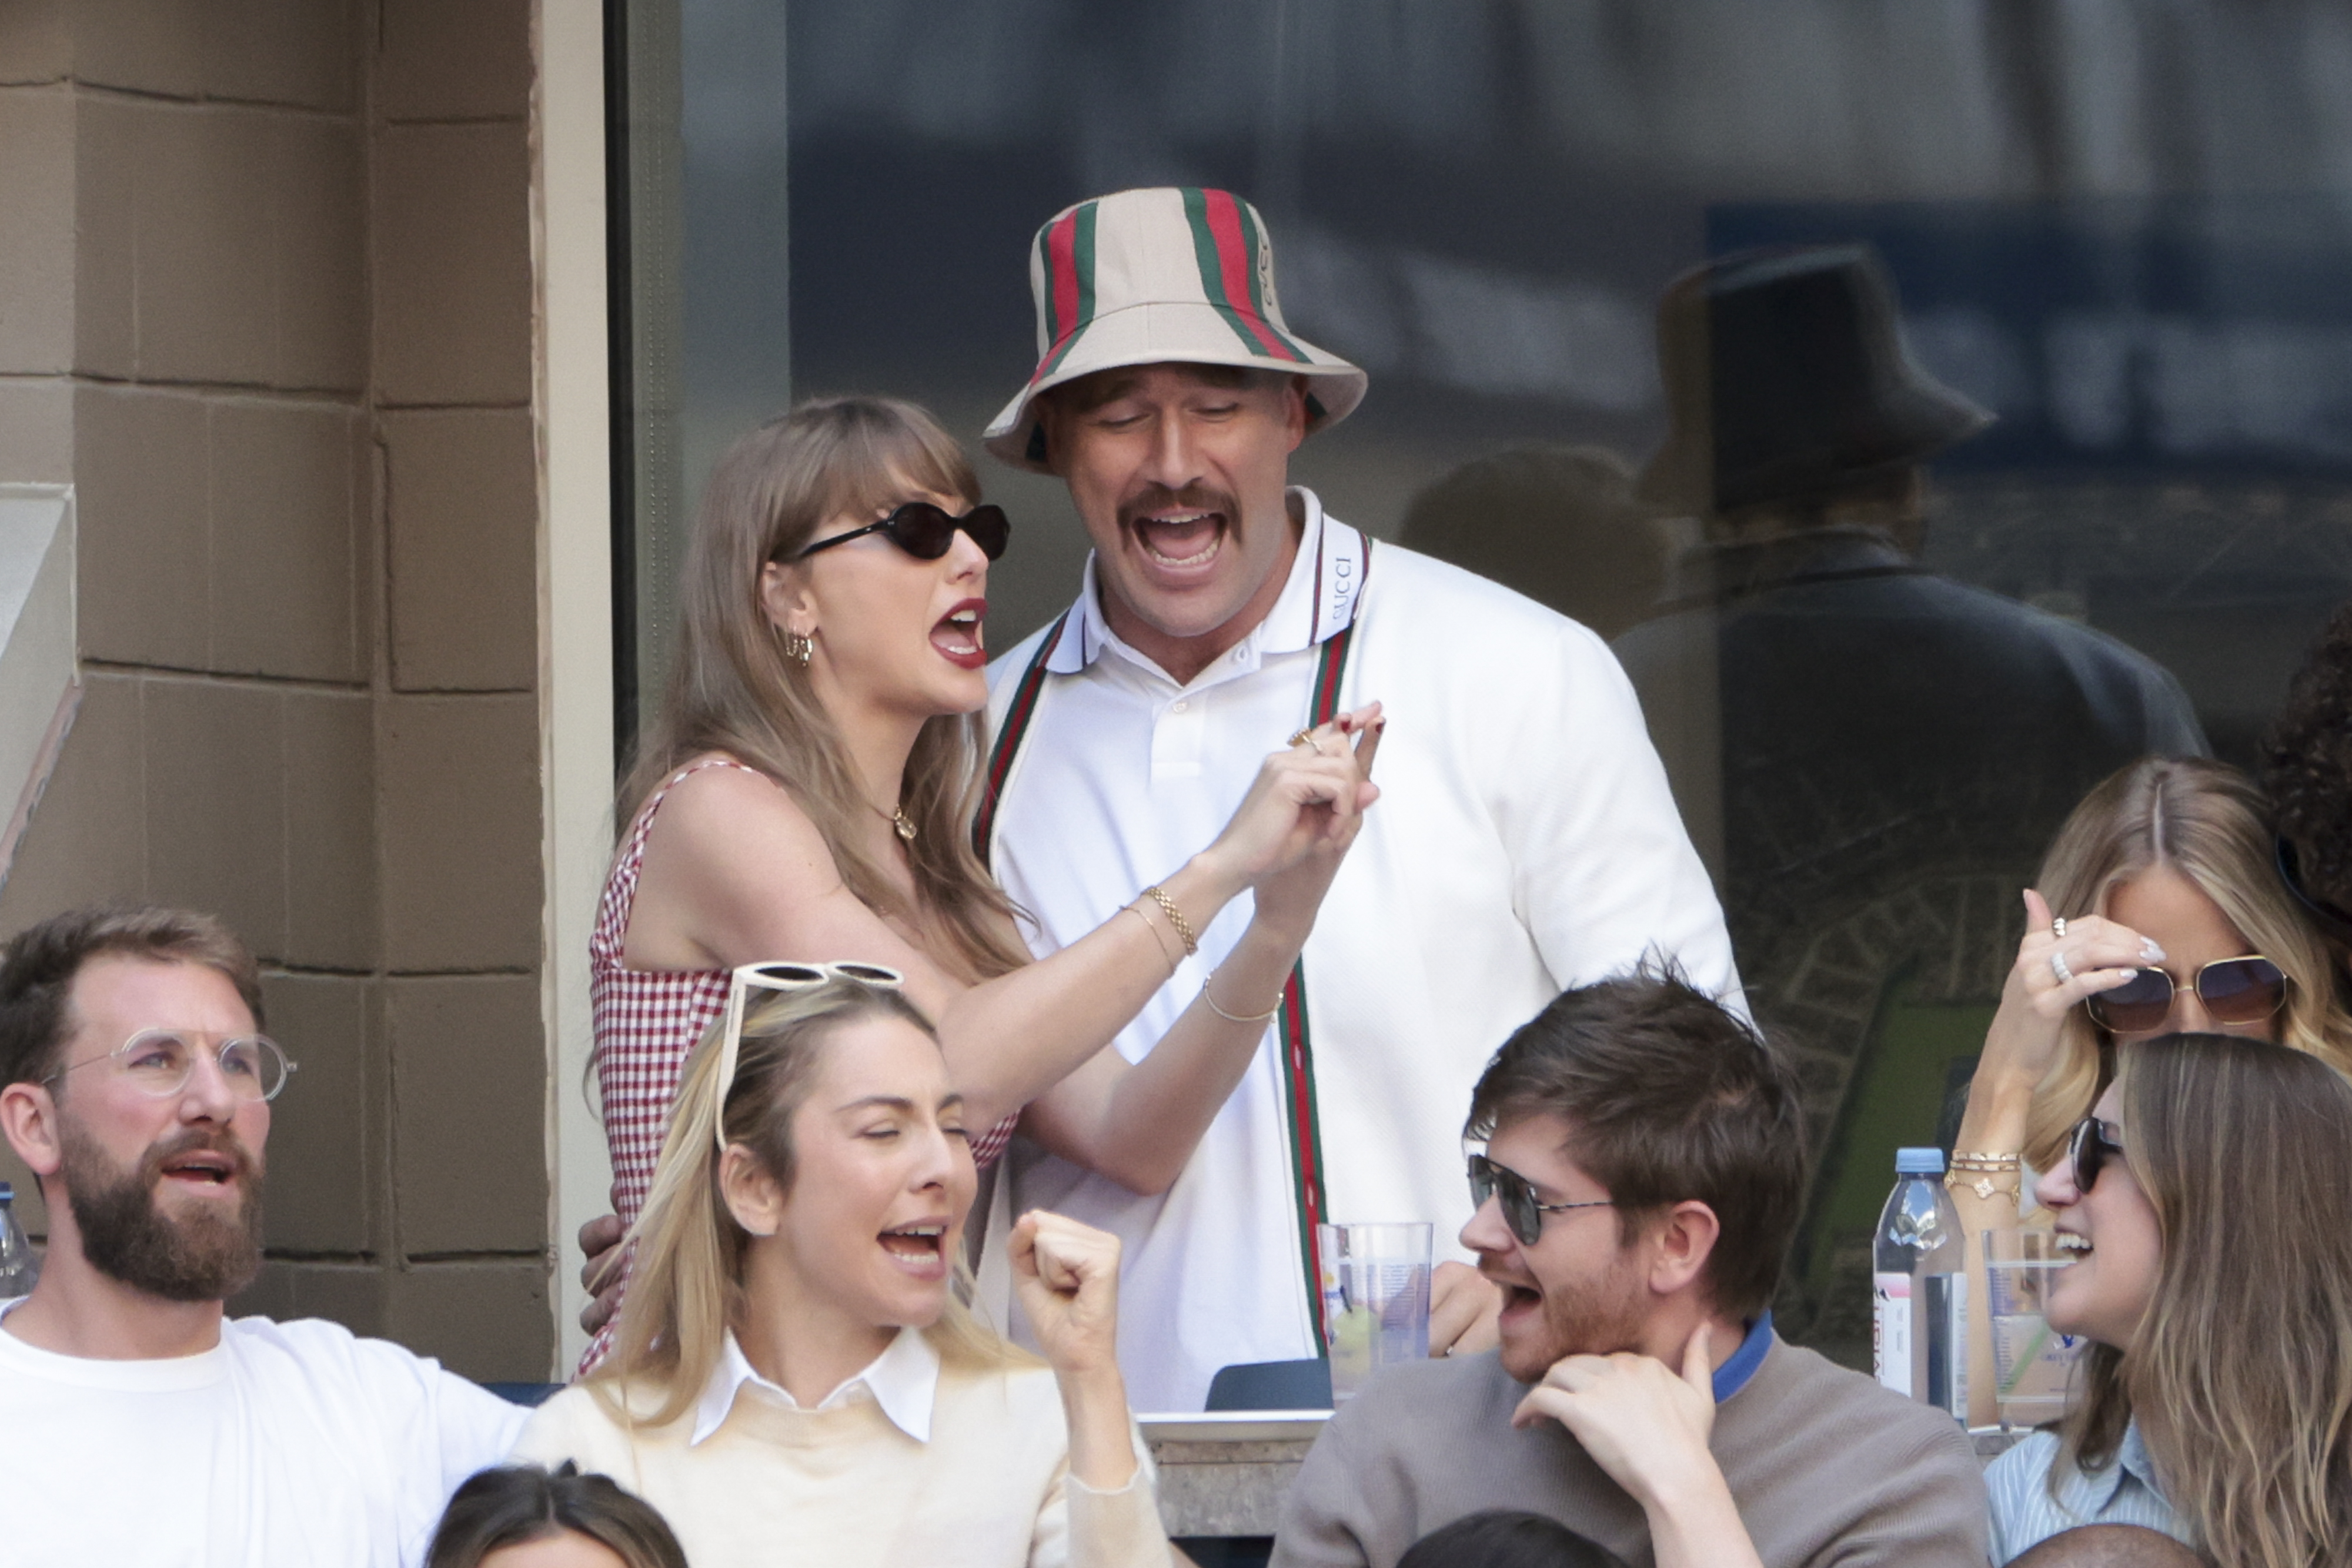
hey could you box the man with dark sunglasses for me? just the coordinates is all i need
[973,186,1741,1413]
[1274,971,1987,1568]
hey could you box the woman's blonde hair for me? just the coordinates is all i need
[2057,1032,2352,1568]
[593,977,1030,1429]
[2024,755,2352,1170]
[621,396,1028,983]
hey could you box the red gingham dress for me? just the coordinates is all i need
[582,756,1017,1372]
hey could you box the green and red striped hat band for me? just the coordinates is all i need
[983,187,1369,473]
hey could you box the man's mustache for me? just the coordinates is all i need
[141,1126,260,1186]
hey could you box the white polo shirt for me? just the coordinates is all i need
[981,490,1740,1412]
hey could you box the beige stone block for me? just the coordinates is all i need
[386,409,537,691]
[135,103,275,385]
[0,89,74,375]
[0,672,146,935]
[379,694,543,972]
[257,972,372,1253]
[72,92,137,378]
[74,384,210,667]
[383,1260,551,1381]
[0,0,68,85]
[268,114,365,392]
[142,677,287,962]
[387,973,546,1255]
[232,1259,390,1336]
[209,399,360,680]
[373,122,531,407]
[203,0,357,112]
[0,375,72,482]
[71,0,203,98]
[283,690,377,970]
[378,0,532,122]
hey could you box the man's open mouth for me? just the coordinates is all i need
[158,1151,237,1188]
[1131,509,1225,567]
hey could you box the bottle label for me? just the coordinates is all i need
[1872,1272,1912,1397]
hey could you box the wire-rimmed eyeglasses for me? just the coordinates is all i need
[711,961,906,1153]
[46,1028,296,1104]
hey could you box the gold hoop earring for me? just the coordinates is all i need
[783,630,813,668]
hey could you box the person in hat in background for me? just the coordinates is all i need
[973,186,1740,1413]
[1610,246,2206,1361]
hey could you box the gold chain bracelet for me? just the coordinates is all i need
[1142,884,1199,956]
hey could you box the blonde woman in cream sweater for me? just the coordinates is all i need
[515,968,1167,1567]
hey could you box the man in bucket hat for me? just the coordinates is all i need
[972,187,1741,1413]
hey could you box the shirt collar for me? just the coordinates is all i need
[1048,487,1369,679]
[1712,1312,1775,1403]
[2052,1417,2166,1516]
[689,1325,940,1447]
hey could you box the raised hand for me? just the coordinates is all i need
[1196,704,1383,910]
[1009,1209,1124,1380]
[1234,705,1385,941]
[1980,888,2164,1099]
[1429,1261,1502,1357]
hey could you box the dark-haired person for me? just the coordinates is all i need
[1395,1510,1628,1568]
[1984,1032,2352,1566]
[1271,971,1985,1568]
[2263,595,2352,964]
[0,906,527,1567]
[2010,1525,2202,1568]
[426,1463,687,1568]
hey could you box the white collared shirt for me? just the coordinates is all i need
[983,490,1740,1412]
[690,1324,940,1445]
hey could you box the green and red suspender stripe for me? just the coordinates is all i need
[971,601,1361,1356]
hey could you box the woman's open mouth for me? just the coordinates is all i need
[878,1222,949,1277]
[929,600,987,670]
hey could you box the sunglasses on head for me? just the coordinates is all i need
[2083,954,2288,1034]
[2067,1114,2127,1192]
[711,961,906,1154]
[796,501,1011,563]
[1466,1153,1612,1248]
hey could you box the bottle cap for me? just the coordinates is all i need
[0,1181,12,1202]
[1895,1146,1946,1175]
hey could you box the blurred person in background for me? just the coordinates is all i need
[1983,1032,2352,1565]
[2262,595,2352,969]
[978,186,1739,1412]
[579,394,1378,1368]
[0,906,527,1567]
[1394,1509,1629,1568]
[1947,755,2352,1423]
[524,972,1170,1567]
[1612,245,2208,1358]
[2007,1524,2203,1568]
[1398,446,1676,643]
[425,1463,687,1568]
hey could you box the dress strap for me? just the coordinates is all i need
[600,757,774,954]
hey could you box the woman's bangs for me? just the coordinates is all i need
[816,416,978,528]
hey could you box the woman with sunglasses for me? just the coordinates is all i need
[517,973,1170,1567]
[1947,754,2352,1425]
[586,396,1378,1361]
[1983,1032,2352,1564]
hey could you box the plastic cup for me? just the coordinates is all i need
[1318,1222,1432,1403]
[1984,1228,2085,1426]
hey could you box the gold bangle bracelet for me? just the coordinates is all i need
[1123,903,1179,975]
[1142,884,1199,956]
[1202,968,1281,1025]
[1949,1150,2022,1168]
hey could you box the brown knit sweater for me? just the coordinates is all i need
[1270,1334,1988,1568]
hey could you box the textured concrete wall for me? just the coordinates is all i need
[0,0,552,1380]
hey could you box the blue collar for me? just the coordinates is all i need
[1712,1312,1774,1403]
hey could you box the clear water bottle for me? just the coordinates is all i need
[1873,1148,1967,1421]
[0,1181,40,1299]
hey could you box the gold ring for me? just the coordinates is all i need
[1288,728,1317,748]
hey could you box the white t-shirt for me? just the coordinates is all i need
[0,1303,532,1568]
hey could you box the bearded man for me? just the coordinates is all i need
[0,906,527,1568]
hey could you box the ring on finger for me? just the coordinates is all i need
[1288,727,1317,748]
[2052,915,2067,939]
[2050,950,2075,985]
